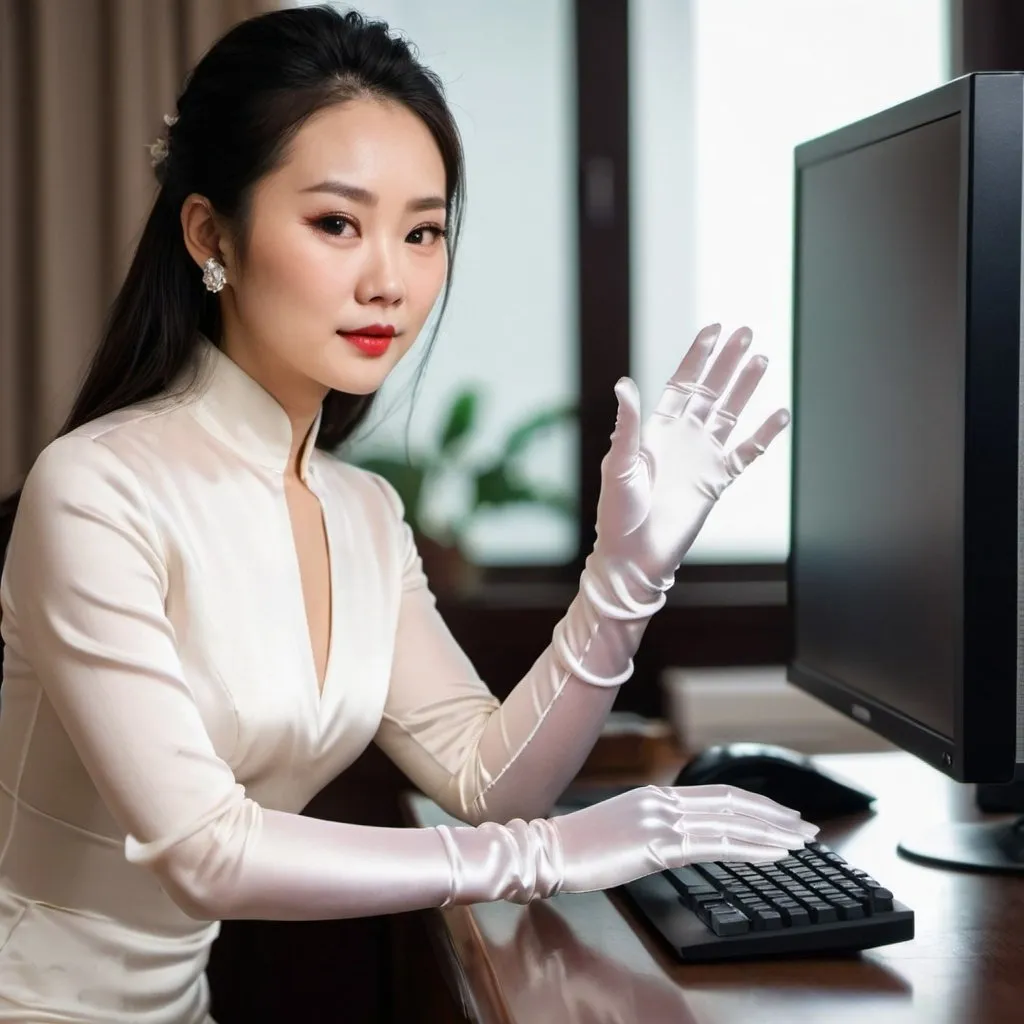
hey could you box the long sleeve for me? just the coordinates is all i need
[371,476,663,827]
[0,436,566,922]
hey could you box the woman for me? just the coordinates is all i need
[0,6,815,1022]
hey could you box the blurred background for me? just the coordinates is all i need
[2,2,1023,1020]
[3,0,988,714]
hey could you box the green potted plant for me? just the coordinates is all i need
[352,385,577,593]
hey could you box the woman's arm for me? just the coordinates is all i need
[376,483,655,827]
[5,433,808,924]
[373,503,657,826]
[374,325,788,826]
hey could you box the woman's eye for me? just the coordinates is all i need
[315,215,357,237]
[407,225,447,246]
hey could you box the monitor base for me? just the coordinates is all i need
[897,817,1024,873]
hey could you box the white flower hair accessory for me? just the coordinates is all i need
[148,113,179,168]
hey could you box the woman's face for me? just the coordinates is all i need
[214,97,450,412]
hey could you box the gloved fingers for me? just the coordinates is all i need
[681,835,792,866]
[667,783,816,836]
[653,324,721,419]
[708,351,768,445]
[685,326,753,421]
[724,407,791,478]
[669,811,810,851]
[601,376,644,482]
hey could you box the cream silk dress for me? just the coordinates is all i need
[0,337,636,1023]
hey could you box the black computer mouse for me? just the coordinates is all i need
[673,742,876,820]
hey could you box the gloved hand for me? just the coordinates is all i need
[550,324,789,692]
[437,783,817,905]
[594,323,790,598]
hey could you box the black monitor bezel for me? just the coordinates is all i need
[788,73,1023,784]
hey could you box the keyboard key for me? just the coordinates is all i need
[804,901,839,923]
[773,901,810,927]
[862,887,894,912]
[750,907,784,930]
[694,900,730,924]
[860,879,892,898]
[691,892,728,912]
[664,868,724,904]
[734,896,763,909]
[832,899,866,920]
[694,863,731,881]
[686,886,722,900]
[709,908,751,936]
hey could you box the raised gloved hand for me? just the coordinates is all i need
[593,323,790,598]
[437,783,817,905]
[548,324,790,693]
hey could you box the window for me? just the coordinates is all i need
[630,0,951,562]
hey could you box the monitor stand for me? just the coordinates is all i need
[898,816,1024,873]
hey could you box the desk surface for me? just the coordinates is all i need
[403,752,1024,1024]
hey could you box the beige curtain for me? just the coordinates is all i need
[0,0,282,494]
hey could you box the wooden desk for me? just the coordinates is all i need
[401,752,1024,1024]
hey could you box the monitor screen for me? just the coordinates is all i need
[792,113,962,743]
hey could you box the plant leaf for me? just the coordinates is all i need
[473,464,574,516]
[473,465,577,522]
[438,388,479,455]
[500,403,577,461]
[473,464,536,508]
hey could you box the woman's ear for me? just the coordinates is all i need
[180,194,234,274]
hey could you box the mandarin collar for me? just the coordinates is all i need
[186,335,323,480]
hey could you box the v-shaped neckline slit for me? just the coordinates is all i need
[284,474,336,711]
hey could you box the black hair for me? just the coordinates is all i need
[0,4,465,578]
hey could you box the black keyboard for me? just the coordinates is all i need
[618,842,914,961]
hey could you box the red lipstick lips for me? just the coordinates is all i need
[339,323,396,357]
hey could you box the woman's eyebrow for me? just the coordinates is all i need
[300,179,446,212]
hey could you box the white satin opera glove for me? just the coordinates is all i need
[437,783,818,905]
[549,324,790,690]
[596,323,790,593]
[119,781,815,921]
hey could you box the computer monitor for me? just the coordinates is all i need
[788,72,1024,873]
